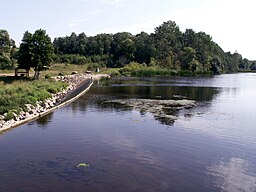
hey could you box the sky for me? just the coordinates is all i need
[1,0,256,60]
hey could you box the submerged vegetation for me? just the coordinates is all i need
[0,77,68,117]
[103,98,196,125]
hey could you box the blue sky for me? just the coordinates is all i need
[1,0,255,59]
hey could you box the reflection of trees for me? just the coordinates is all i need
[36,113,53,128]
[71,95,89,113]
[68,83,221,125]
[92,85,219,102]
[107,77,221,102]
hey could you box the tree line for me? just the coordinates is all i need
[1,20,256,75]
[53,21,254,74]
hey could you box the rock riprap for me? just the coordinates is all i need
[0,74,92,131]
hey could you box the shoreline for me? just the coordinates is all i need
[0,73,109,133]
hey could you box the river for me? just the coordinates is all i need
[0,73,256,192]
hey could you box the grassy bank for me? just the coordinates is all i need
[0,63,90,78]
[40,63,89,77]
[0,77,68,119]
[0,62,214,79]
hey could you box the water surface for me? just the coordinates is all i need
[0,73,256,192]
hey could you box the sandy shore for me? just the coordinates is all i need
[0,73,110,133]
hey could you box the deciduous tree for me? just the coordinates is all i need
[18,29,54,79]
[0,29,16,69]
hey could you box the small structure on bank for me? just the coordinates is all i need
[15,67,30,77]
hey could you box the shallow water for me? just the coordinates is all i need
[1,73,256,192]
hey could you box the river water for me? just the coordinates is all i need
[1,73,256,192]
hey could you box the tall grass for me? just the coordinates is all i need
[0,78,68,115]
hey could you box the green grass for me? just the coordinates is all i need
[0,77,68,118]
[99,67,120,76]
[40,63,90,76]
[0,63,90,78]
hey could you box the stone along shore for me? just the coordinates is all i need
[0,74,107,132]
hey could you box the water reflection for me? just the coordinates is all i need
[85,84,220,126]
[36,113,53,128]
[208,157,256,192]
[94,85,220,102]
[1,74,256,192]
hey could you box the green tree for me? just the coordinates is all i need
[68,32,78,54]
[18,31,33,69]
[154,20,182,67]
[239,58,250,70]
[134,32,155,64]
[53,36,68,54]
[250,62,256,70]
[210,56,222,74]
[226,51,241,72]
[77,32,87,55]
[86,34,112,56]
[180,47,198,71]
[182,29,196,48]
[0,29,11,53]
[18,29,54,79]
[0,29,16,69]
[110,32,135,67]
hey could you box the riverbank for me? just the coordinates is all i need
[0,73,109,133]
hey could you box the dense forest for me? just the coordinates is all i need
[52,21,255,74]
[1,20,256,74]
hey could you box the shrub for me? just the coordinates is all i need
[53,54,90,65]
[99,76,112,86]
[119,62,144,76]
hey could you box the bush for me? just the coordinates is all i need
[99,76,112,86]
[52,54,90,65]
[87,63,100,71]
[118,63,179,77]
[119,62,144,76]
[0,54,15,70]
[250,63,256,70]
[52,54,111,66]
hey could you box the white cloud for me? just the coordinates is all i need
[208,157,256,192]
[101,0,126,7]
[68,18,88,30]
[88,9,102,17]
[123,0,256,59]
